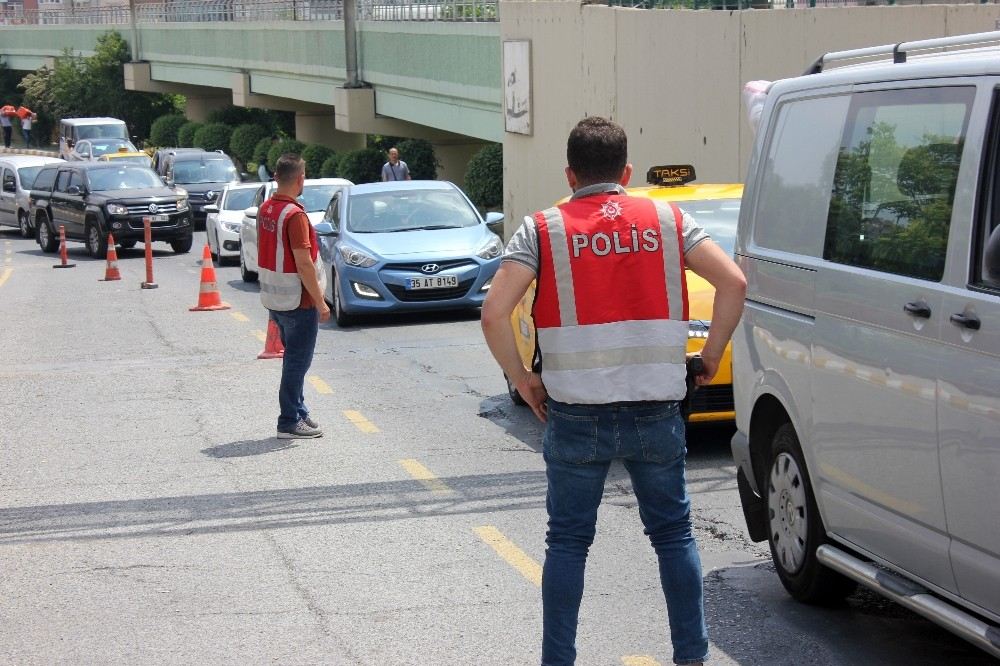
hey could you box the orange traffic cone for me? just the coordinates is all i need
[189,244,231,311]
[99,234,121,281]
[52,224,76,269]
[257,319,285,360]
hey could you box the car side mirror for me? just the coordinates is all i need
[244,206,258,220]
[314,221,338,236]
[204,204,219,214]
[240,172,252,182]
[66,185,82,196]
[485,211,505,236]
[985,224,1000,283]
[2,182,15,193]
[164,178,174,188]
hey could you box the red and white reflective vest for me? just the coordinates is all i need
[533,192,689,404]
[258,197,317,311]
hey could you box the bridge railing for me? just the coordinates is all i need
[0,0,497,25]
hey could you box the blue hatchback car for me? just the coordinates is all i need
[315,181,505,326]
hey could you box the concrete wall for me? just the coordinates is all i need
[500,2,1000,236]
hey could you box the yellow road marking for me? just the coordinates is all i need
[230,311,250,322]
[0,267,11,288]
[622,657,661,666]
[252,329,267,342]
[474,526,542,587]
[308,375,333,395]
[398,459,453,494]
[344,409,379,433]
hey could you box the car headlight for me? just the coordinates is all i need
[106,203,129,216]
[221,220,242,233]
[339,244,377,268]
[688,320,711,339]
[476,235,503,260]
[176,198,189,212]
[205,190,217,201]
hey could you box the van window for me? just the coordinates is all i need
[2,168,14,191]
[753,94,850,256]
[74,124,128,141]
[824,87,975,281]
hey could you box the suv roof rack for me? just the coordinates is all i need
[805,30,1000,75]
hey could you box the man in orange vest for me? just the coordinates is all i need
[257,153,331,439]
[482,117,747,665]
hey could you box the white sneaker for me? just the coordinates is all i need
[277,420,323,439]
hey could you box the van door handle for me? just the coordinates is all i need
[949,313,981,331]
[904,301,932,318]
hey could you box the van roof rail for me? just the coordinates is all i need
[804,30,1000,75]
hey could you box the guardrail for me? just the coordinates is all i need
[608,0,996,7]
[0,0,497,25]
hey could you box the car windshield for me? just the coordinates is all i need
[678,198,739,257]
[88,167,165,191]
[298,184,343,213]
[223,188,257,211]
[16,166,44,188]
[107,155,151,167]
[75,124,128,140]
[90,140,138,157]
[172,159,238,184]
[347,188,479,233]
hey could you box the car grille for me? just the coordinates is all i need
[382,259,477,273]
[125,203,179,215]
[689,385,734,414]
[386,278,474,302]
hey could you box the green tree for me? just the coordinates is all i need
[338,148,384,184]
[149,114,187,147]
[252,136,274,167]
[396,138,439,180]
[302,144,335,179]
[193,123,234,153]
[320,154,341,178]
[267,139,306,171]
[177,121,202,148]
[367,134,404,153]
[465,143,502,210]
[230,124,271,166]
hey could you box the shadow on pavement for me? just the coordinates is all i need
[329,308,482,332]
[226,279,260,294]
[201,438,298,458]
[0,470,548,546]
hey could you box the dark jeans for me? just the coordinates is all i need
[541,399,708,666]
[2,126,10,148]
[21,129,30,147]
[269,307,319,431]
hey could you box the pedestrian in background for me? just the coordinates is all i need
[256,153,331,439]
[0,105,14,149]
[17,107,36,147]
[381,146,411,182]
[481,117,747,666]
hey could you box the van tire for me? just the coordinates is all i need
[767,423,857,605]
[18,210,32,238]
[171,235,193,254]
[86,222,107,259]
[37,213,58,253]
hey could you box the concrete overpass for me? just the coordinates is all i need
[0,9,501,176]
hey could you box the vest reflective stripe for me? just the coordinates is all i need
[533,198,689,404]
[259,203,305,311]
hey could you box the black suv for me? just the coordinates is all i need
[164,151,241,227]
[30,162,193,259]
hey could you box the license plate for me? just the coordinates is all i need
[406,275,458,290]
[150,214,169,222]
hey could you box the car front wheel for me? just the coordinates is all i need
[767,423,857,605]
[240,246,258,283]
[18,210,31,238]
[171,235,193,254]
[86,223,108,259]
[333,270,355,327]
[505,374,527,406]
[37,214,58,253]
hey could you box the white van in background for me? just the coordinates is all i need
[732,32,1000,658]
[58,117,129,160]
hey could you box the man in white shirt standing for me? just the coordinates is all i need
[381,147,411,182]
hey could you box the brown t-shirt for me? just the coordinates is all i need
[273,194,314,310]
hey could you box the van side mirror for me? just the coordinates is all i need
[985,224,1000,283]
[485,211,505,236]
[244,206,258,220]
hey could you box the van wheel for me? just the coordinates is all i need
[18,211,32,238]
[505,374,527,406]
[767,423,857,605]
[86,223,108,259]
[171,235,193,254]
[37,214,58,253]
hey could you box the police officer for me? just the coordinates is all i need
[482,117,746,666]
[257,153,330,439]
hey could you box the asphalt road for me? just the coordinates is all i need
[0,228,994,665]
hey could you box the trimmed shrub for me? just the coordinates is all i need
[177,121,202,148]
[266,139,307,172]
[230,124,270,165]
[320,155,341,178]
[193,122,234,153]
[302,144,335,179]
[338,147,385,185]
[149,114,187,147]
[396,138,439,180]
[252,136,274,166]
[465,143,502,211]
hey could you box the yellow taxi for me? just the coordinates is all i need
[97,148,153,169]
[507,165,742,423]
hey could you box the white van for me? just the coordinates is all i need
[732,32,1000,657]
[58,117,129,160]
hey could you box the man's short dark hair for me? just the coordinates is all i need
[274,153,305,183]
[566,117,628,185]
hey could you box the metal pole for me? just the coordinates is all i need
[344,0,361,87]
[129,0,141,61]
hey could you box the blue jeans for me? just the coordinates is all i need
[541,400,708,666]
[269,307,319,431]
